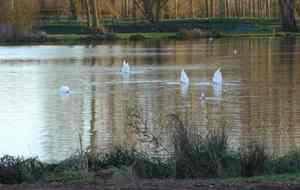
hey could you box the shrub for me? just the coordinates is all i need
[240,143,268,177]
[177,28,221,40]
[0,155,46,184]
[3,109,300,184]
[92,148,138,170]
[169,114,239,178]
[129,34,146,41]
[272,150,300,174]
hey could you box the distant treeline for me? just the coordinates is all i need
[0,0,299,38]
[41,0,300,31]
[40,0,296,19]
[42,0,300,31]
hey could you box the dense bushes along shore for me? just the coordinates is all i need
[1,115,300,184]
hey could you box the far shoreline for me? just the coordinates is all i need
[1,18,300,45]
[0,32,299,46]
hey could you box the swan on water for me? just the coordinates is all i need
[212,68,222,85]
[121,71,129,79]
[212,83,222,97]
[180,70,189,85]
[59,86,71,96]
[200,93,206,100]
[180,83,189,96]
[233,49,238,55]
[121,59,130,73]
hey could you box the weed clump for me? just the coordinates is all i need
[169,114,239,178]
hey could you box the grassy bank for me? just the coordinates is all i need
[3,32,300,46]
[47,32,178,43]
[2,141,300,185]
[2,116,300,185]
[41,18,280,34]
[40,18,281,42]
[45,32,300,45]
[2,109,300,185]
[227,173,300,184]
[2,18,300,45]
[48,31,299,41]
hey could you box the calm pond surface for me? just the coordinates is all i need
[0,38,299,162]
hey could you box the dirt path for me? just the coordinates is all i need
[1,179,300,190]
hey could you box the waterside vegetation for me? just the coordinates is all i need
[2,112,300,185]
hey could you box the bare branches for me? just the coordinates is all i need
[278,0,297,31]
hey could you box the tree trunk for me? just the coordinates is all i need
[234,0,239,17]
[175,0,178,18]
[84,0,92,27]
[190,0,195,18]
[143,0,152,21]
[155,0,161,22]
[278,0,297,31]
[296,1,300,15]
[90,0,99,28]
[225,0,229,17]
[266,0,270,17]
[210,0,214,17]
[122,0,129,18]
[69,0,78,20]
[132,0,137,20]
[219,0,225,17]
[205,0,209,17]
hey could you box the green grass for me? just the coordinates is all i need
[226,172,300,184]
[43,32,300,45]
[104,17,280,26]
[221,33,275,37]
[220,32,300,38]
[41,17,281,35]
[47,170,94,184]
[46,33,177,43]
[0,33,178,45]
[2,140,300,184]
[47,34,111,44]
[4,17,300,45]
[115,32,177,40]
[47,34,88,41]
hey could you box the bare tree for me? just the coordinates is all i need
[205,0,209,17]
[90,0,99,28]
[278,0,297,31]
[0,0,39,39]
[81,0,100,28]
[155,0,169,22]
[83,0,92,27]
[132,0,168,23]
[69,0,80,20]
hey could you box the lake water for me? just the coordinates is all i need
[0,38,299,162]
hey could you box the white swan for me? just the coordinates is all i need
[212,68,222,85]
[180,83,189,96]
[233,49,238,55]
[200,93,206,100]
[180,70,189,85]
[59,86,71,96]
[212,83,222,97]
[121,59,130,73]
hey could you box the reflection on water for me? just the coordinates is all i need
[0,38,300,161]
